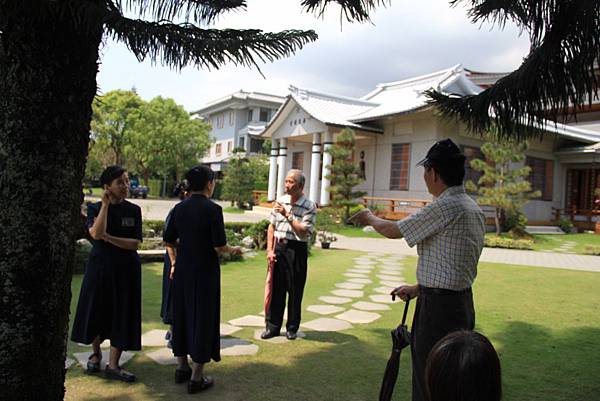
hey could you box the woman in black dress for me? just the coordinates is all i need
[71,165,142,382]
[163,165,242,394]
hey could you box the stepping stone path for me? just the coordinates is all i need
[307,304,346,315]
[70,252,408,369]
[553,241,577,254]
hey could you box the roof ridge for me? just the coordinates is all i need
[289,85,378,106]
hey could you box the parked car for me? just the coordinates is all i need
[129,176,149,199]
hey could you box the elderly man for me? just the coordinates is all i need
[261,169,317,340]
[350,139,486,401]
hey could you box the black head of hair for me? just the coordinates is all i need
[100,165,126,187]
[425,330,502,401]
[184,165,215,191]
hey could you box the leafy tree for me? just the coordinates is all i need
[222,152,255,208]
[91,89,144,166]
[430,1,600,139]
[126,96,211,184]
[465,138,541,235]
[325,128,366,223]
[248,153,270,190]
[0,1,378,398]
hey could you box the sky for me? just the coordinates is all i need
[97,0,531,112]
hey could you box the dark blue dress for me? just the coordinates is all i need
[71,201,143,351]
[163,194,226,363]
[160,208,175,325]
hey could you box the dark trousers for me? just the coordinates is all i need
[265,240,308,333]
[411,286,475,401]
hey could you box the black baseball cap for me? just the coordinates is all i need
[416,138,462,167]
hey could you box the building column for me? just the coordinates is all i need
[267,139,279,201]
[320,132,333,206]
[309,133,321,204]
[276,138,288,200]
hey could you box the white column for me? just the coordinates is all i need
[309,133,321,204]
[276,138,288,199]
[267,139,279,201]
[320,132,333,206]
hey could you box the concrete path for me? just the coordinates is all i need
[333,235,600,273]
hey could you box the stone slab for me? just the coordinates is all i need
[146,348,182,365]
[73,350,134,370]
[220,323,243,336]
[380,280,405,287]
[220,338,259,356]
[344,273,369,278]
[229,315,265,327]
[369,294,396,304]
[319,296,352,304]
[353,260,376,265]
[335,310,381,324]
[352,301,391,311]
[253,329,306,343]
[65,357,76,369]
[335,282,365,290]
[301,318,353,332]
[141,329,169,347]
[306,304,346,315]
[331,289,364,298]
[379,270,403,277]
[380,264,403,270]
[378,274,405,281]
[373,286,393,294]
[348,268,373,274]
[347,278,372,284]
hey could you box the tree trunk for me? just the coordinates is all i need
[0,3,103,399]
[495,208,502,235]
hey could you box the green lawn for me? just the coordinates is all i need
[531,233,600,254]
[65,251,600,401]
[329,225,384,238]
[223,207,245,214]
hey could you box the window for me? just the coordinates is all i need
[259,108,270,122]
[215,143,222,156]
[389,143,410,190]
[247,109,253,122]
[229,111,234,126]
[526,156,554,201]
[463,146,484,187]
[227,141,232,154]
[292,151,304,170]
[238,136,245,150]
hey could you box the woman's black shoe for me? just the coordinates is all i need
[86,352,102,373]
[175,368,192,384]
[105,365,136,382]
[188,376,214,394]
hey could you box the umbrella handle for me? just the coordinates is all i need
[401,299,410,326]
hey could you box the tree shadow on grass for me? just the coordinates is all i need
[494,321,600,401]
[67,328,413,401]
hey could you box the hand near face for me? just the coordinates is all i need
[348,209,373,226]
[101,189,111,205]
[273,202,287,217]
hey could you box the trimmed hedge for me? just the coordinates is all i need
[484,235,534,250]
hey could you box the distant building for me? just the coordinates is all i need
[261,64,600,230]
[192,90,284,172]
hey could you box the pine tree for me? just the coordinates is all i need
[465,138,541,235]
[222,152,255,209]
[325,128,366,222]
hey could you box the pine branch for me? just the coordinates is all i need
[114,0,246,25]
[104,11,318,71]
[301,0,389,23]
[430,0,600,140]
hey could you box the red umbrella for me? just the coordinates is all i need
[263,261,274,315]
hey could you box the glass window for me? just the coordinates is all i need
[259,108,270,122]
[526,156,554,201]
[292,152,304,170]
[389,143,410,190]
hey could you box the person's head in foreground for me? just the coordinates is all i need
[426,330,502,401]
[185,165,215,196]
[417,138,466,197]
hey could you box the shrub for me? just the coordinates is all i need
[584,245,600,256]
[558,217,574,233]
[245,220,270,249]
[484,235,533,250]
[504,209,528,232]
[143,219,165,237]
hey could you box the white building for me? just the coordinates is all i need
[261,64,600,229]
[192,90,284,172]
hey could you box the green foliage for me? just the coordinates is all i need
[465,137,540,235]
[485,235,534,250]
[73,240,92,274]
[325,128,367,222]
[584,245,600,256]
[222,154,255,208]
[142,219,166,237]
[504,209,528,232]
[212,180,223,200]
[245,220,271,250]
[248,154,270,190]
[315,208,338,243]
[558,217,574,234]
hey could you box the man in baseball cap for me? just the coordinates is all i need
[350,137,486,401]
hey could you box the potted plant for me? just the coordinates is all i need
[316,209,337,249]
[317,230,337,249]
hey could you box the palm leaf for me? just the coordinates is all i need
[301,0,389,23]
[430,0,600,140]
[104,10,318,71]
[114,0,246,24]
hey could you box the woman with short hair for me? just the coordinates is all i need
[71,165,142,382]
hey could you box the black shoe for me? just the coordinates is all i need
[187,376,214,394]
[286,331,297,340]
[165,330,172,341]
[86,352,102,373]
[260,329,280,339]
[105,365,136,382]
[175,367,192,384]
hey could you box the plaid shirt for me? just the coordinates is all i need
[269,195,317,242]
[397,185,485,290]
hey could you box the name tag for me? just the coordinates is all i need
[121,217,135,227]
